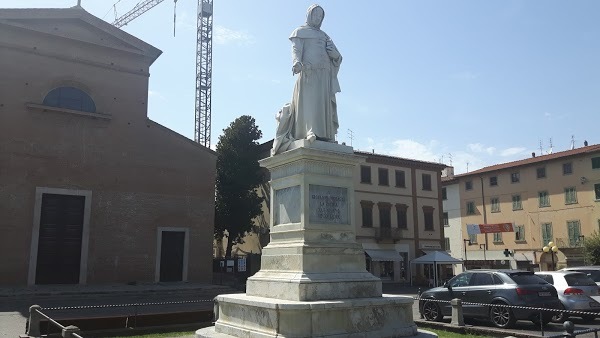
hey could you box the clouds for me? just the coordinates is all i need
[358,137,529,175]
[177,12,255,45]
[500,147,526,157]
[468,143,496,155]
[214,25,256,45]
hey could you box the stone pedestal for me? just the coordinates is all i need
[198,141,421,337]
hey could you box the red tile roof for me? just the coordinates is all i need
[456,144,600,177]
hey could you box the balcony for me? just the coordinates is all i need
[375,227,403,243]
[555,237,584,249]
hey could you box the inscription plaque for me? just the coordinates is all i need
[309,185,349,224]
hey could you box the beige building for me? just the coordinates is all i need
[452,143,600,271]
[0,7,216,286]
[219,142,448,284]
[354,151,447,284]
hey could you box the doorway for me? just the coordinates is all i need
[35,193,85,284]
[156,228,189,282]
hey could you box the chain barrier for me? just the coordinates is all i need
[27,299,215,337]
[413,295,600,317]
[40,298,213,311]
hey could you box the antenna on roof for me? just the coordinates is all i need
[77,0,82,6]
[466,162,469,172]
[448,153,453,166]
[539,139,543,155]
[571,135,575,150]
[549,138,553,154]
[347,129,354,147]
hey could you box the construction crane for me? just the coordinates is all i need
[111,0,214,148]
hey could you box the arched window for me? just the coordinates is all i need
[43,86,96,113]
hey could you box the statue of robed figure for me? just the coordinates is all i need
[272,4,342,156]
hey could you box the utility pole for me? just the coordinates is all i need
[480,176,489,267]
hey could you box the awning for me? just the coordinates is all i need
[364,249,403,262]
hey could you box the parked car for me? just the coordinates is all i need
[419,269,561,328]
[535,271,600,322]
[559,267,600,286]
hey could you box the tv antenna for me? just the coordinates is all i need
[347,129,354,147]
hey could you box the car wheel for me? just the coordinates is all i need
[581,314,596,323]
[489,302,516,329]
[551,304,568,323]
[422,301,443,322]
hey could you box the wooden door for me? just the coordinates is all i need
[159,231,185,282]
[35,194,85,284]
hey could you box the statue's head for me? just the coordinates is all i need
[306,4,324,29]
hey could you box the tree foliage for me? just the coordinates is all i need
[214,115,264,258]
[583,231,600,265]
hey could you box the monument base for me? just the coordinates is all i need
[196,293,420,338]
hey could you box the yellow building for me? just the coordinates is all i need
[453,143,600,271]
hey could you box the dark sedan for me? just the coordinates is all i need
[419,269,561,328]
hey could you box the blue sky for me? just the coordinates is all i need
[5,0,600,173]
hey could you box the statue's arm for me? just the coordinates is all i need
[325,38,341,62]
[291,37,304,74]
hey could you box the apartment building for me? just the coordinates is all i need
[453,143,600,271]
[354,151,447,283]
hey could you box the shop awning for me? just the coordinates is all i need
[364,249,403,262]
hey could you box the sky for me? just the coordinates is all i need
[4,0,600,174]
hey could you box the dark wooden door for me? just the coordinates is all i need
[36,194,85,284]
[159,231,185,282]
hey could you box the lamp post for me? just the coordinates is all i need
[480,244,488,267]
[463,239,471,271]
[542,241,559,271]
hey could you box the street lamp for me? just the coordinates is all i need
[542,241,559,271]
[463,239,472,271]
[479,244,488,267]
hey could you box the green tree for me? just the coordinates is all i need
[214,115,264,258]
[583,231,600,265]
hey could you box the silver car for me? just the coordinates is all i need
[535,271,600,322]
[559,266,600,287]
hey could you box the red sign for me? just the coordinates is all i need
[479,223,514,233]
[467,223,514,234]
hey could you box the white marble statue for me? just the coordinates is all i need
[272,4,342,156]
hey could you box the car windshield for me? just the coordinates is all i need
[508,273,547,285]
[565,273,597,286]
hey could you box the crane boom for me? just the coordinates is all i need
[112,0,213,148]
[112,0,165,28]
[194,0,213,147]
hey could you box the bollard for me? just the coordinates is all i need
[450,298,465,326]
[563,321,575,338]
[62,325,80,338]
[213,297,219,323]
[26,305,43,337]
[417,288,423,319]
